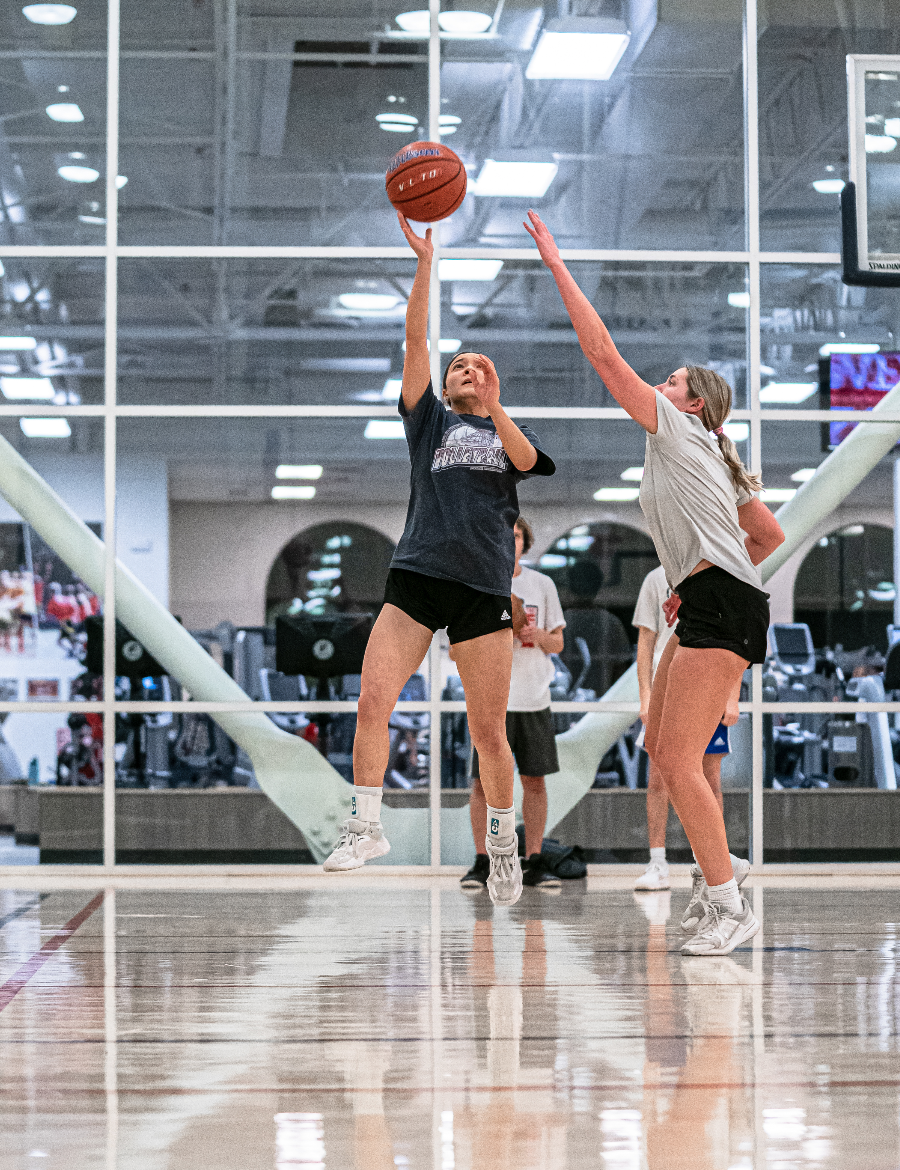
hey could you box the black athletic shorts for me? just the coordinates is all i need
[471,708,559,779]
[383,567,513,645]
[674,564,770,665]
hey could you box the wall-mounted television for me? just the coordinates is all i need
[819,352,900,450]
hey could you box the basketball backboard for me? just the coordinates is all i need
[843,55,900,286]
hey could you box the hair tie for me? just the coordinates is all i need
[713,426,724,436]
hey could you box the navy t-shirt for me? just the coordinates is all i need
[390,384,555,597]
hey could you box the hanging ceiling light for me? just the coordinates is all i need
[45,102,83,122]
[22,3,76,23]
[57,164,99,182]
[395,10,492,34]
[376,111,418,132]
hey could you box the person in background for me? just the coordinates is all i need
[461,517,567,892]
[632,564,739,894]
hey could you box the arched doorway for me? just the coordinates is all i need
[536,521,659,698]
[794,523,894,651]
[265,522,396,624]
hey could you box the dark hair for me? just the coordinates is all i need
[515,516,534,553]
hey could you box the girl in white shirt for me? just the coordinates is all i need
[527,211,785,957]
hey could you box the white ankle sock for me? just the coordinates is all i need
[706,877,742,915]
[486,805,515,843]
[649,847,667,865]
[351,787,383,823]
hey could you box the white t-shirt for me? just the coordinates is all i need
[508,565,566,712]
[632,565,674,680]
[639,391,762,591]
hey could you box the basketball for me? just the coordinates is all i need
[385,140,466,223]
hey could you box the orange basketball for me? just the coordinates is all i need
[385,140,466,223]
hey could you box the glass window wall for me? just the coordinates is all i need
[2,0,898,869]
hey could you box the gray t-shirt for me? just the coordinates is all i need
[639,391,761,591]
[390,385,555,596]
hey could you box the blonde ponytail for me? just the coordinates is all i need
[685,365,763,496]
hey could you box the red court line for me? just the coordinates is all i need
[0,892,105,1013]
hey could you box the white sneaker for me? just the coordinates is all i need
[680,897,759,956]
[485,835,523,907]
[322,818,391,872]
[681,856,751,933]
[634,859,670,891]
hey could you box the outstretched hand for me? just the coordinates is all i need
[523,209,562,269]
[397,212,433,263]
[469,354,501,413]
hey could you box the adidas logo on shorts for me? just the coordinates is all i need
[501,610,510,620]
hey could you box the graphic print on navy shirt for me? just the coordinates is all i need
[431,422,510,474]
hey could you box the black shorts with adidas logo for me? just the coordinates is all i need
[383,568,514,646]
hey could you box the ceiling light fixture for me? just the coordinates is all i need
[723,422,749,442]
[593,487,640,501]
[376,112,418,132]
[275,465,323,480]
[395,10,430,32]
[472,160,558,198]
[526,18,630,81]
[759,382,817,403]
[0,337,36,350]
[78,214,105,224]
[438,11,491,33]
[439,259,503,281]
[57,164,99,183]
[272,485,316,500]
[760,487,796,503]
[1,376,54,400]
[620,467,644,481]
[45,102,83,122]
[727,291,750,307]
[812,178,845,193]
[22,2,76,23]
[116,175,128,188]
[382,378,402,400]
[791,468,817,482]
[364,420,406,439]
[395,10,492,35]
[819,342,880,355]
[338,292,399,311]
[866,133,897,153]
[20,417,70,437]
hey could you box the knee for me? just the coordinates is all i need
[470,726,509,760]
[356,689,389,728]
[652,742,680,780]
[646,763,666,794]
[520,775,546,793]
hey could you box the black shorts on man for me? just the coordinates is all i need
[384,567,513,645]
[471,708,559,779]
[674,564,769,665]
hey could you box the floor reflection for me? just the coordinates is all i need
[1,881,900,1168]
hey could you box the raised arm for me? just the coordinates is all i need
[397,213,434,412]
[524,211,659,433]
[737,498,785,566]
